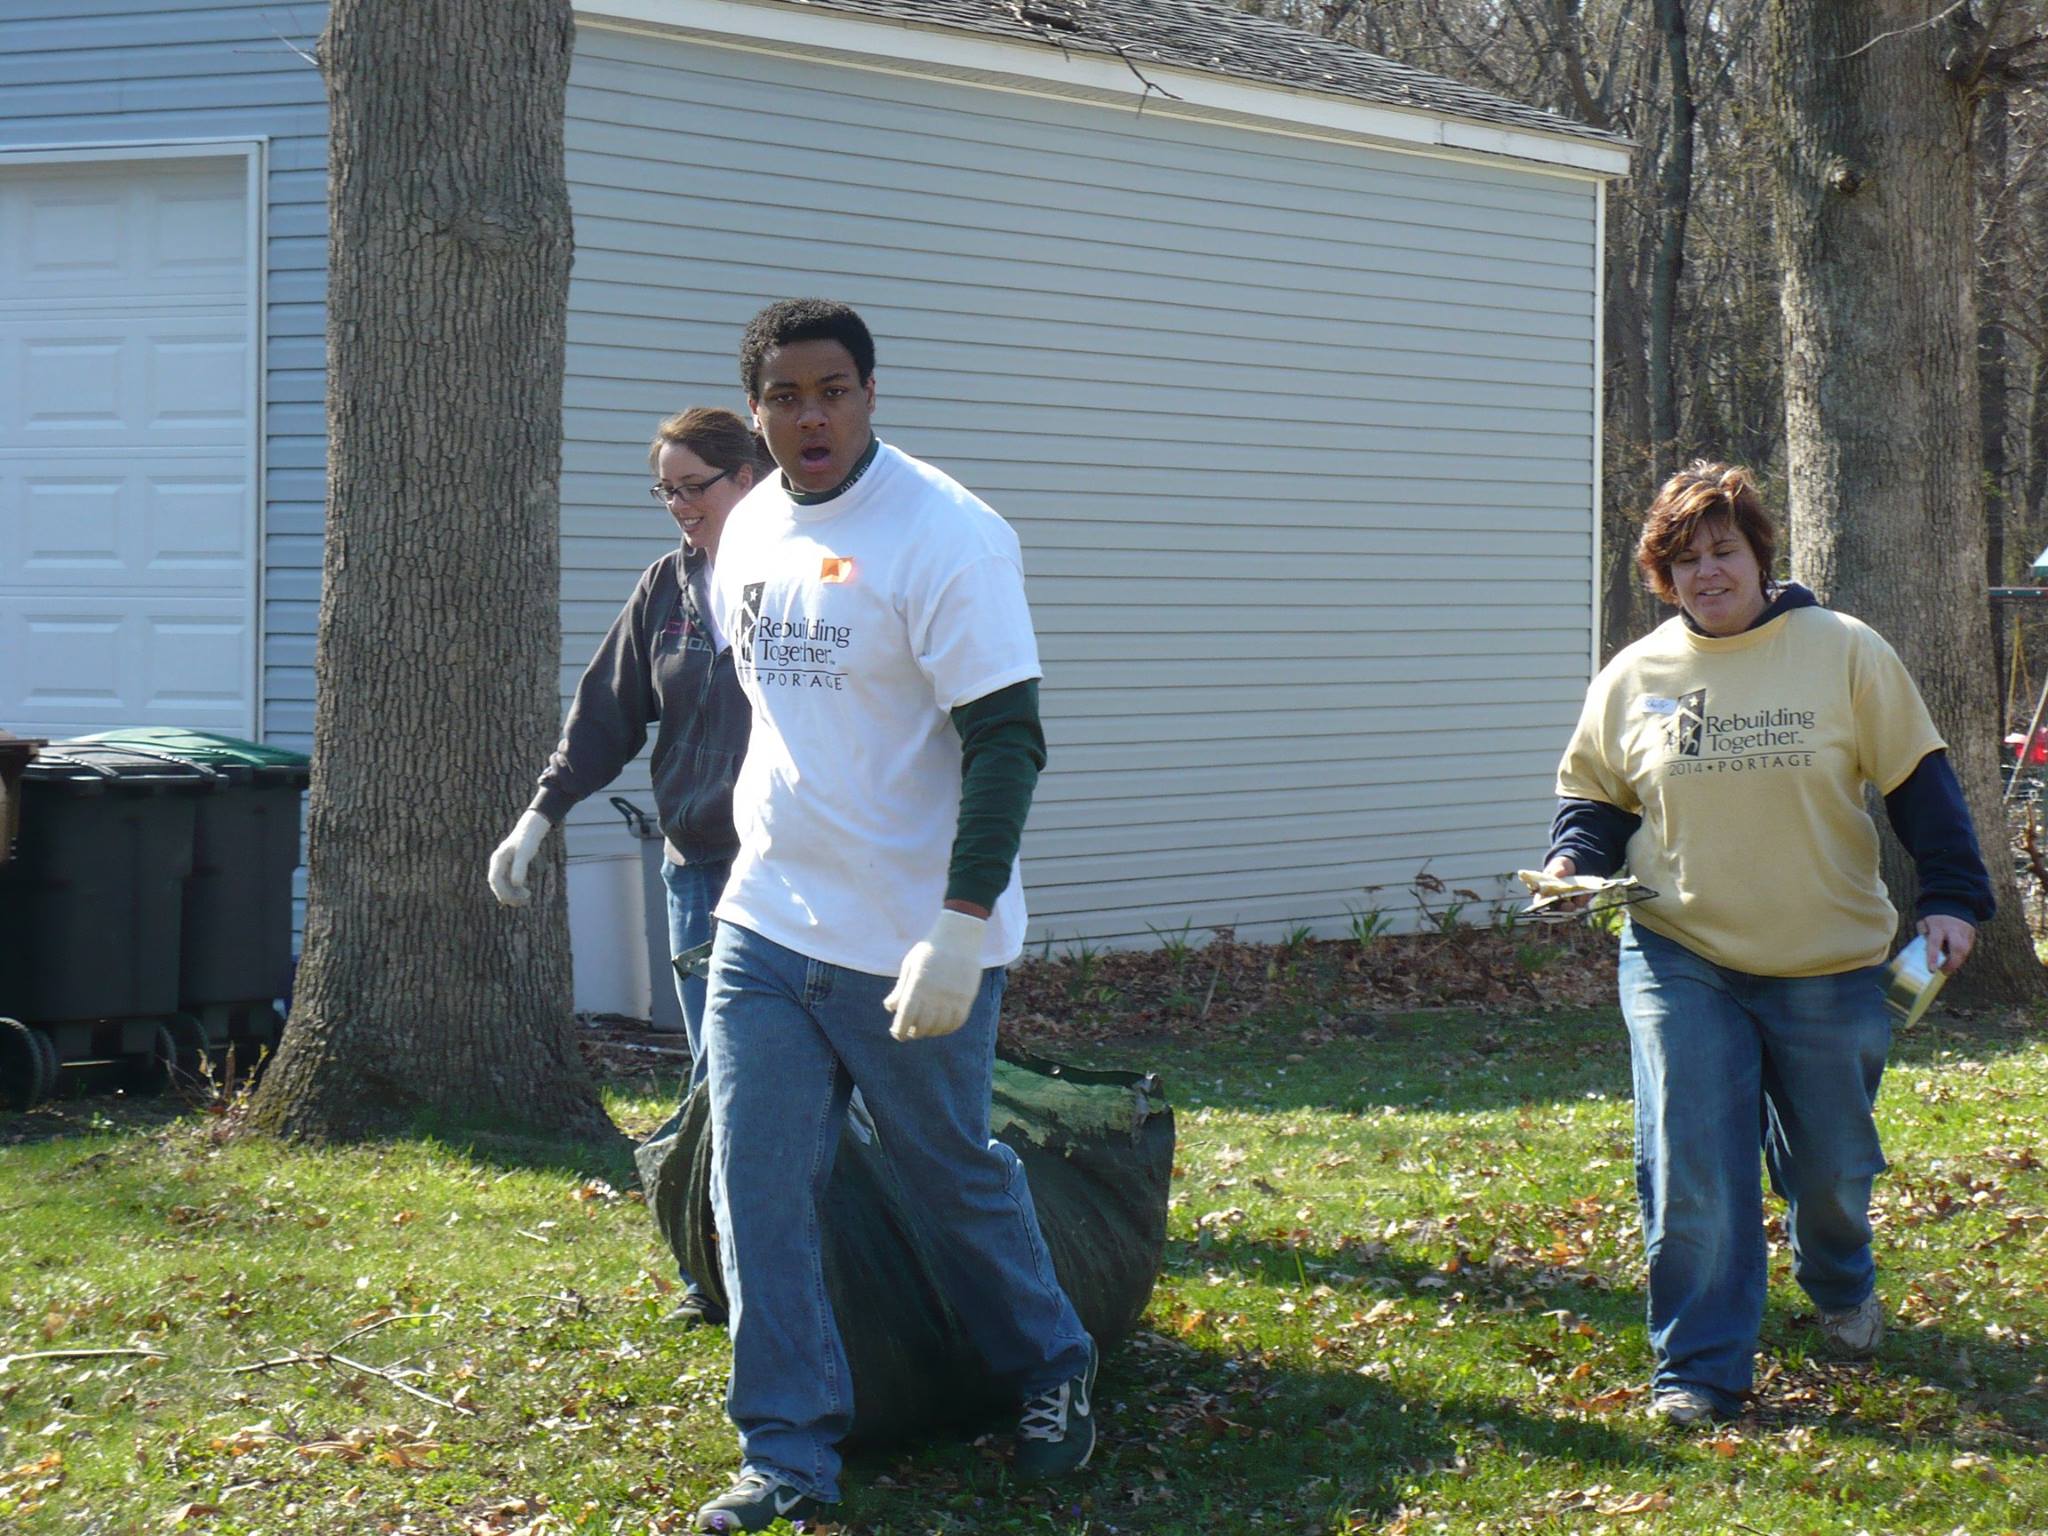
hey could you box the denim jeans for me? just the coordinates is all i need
[661,854,731,1301]
[660,854,731,1072]
[1617,920,1892,1411]
[701,920,1093,1499]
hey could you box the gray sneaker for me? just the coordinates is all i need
[664,1290,729,1330]
[1818,1292,1884,1357]
[693,1471,829,1533]
[1014,1342,1098,1481]
[1648,1387,1723,1426]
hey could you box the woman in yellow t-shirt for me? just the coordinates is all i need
[1542,463,1992,1426]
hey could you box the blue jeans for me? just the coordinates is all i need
[1618,921,1892,1411]
[661,855,731,1301]
[660,855,731,1074]
[701,921,1093,1499]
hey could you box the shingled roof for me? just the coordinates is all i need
[761,0,1625,148]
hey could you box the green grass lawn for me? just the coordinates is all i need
[3,974,2045,1534]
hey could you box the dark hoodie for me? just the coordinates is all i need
[530,545,747,864]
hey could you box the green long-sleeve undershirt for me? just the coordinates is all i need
[946,678,1045,910]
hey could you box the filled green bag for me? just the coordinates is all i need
[635,1046,1174,1448]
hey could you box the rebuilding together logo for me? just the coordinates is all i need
[736,581,852,691]
[1662,688,1817,774]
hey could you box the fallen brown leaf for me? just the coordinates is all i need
[209,1422,282,1456]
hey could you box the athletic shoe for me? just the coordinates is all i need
[1648,1387,1723,1426]
[1013,1341,1098,1480]
[693,1471,829,1533]
[665,1291,728,1330]
[1818,1292,1884,1356]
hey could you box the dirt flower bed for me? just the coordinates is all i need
[998,920,1621,1054]
[575,921,1624,1080]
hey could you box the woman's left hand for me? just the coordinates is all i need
[1917,915,1976,974]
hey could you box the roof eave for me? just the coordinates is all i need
[575,0,1634,178]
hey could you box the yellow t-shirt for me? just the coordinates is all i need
[1556,606,1944,977]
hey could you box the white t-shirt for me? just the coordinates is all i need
[709,442,1041,975]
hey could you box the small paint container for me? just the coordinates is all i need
[1882,935,1948,1027]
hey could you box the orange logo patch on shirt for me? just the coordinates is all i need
[820,557,854,584]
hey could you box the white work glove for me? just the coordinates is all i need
[487,809,553,907]
[884,909,987,1041]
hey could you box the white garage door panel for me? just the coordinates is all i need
[0,317,251,448]
[3,160,246,303]
[2,597,254,738]
[9,461,251,585]
[0,153,256,738]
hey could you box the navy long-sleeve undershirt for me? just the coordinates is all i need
[1547,748,1994,923]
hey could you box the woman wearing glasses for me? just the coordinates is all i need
[488,405,768,1327]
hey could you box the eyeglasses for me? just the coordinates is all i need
[650,468,732,506]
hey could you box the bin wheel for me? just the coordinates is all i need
[1,1018,43,1111]
[126,1023,175,1097]
[29,1027,59,1103]
[162,1014,212,1102]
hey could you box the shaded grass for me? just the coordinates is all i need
[3,998,2044,1535]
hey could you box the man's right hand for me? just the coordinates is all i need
[488,809,553,906]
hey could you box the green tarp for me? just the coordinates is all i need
[636,1047,1174,1448]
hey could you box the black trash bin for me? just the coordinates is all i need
[0,730,44,867]
[82,730,310,1068]
[0,743,217,1096]
[0,732,51,1109]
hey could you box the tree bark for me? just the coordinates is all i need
[1603,236,1655,662]
[1767,0,2042,1008]
[1648,0,1695,459]
[250,0,612,1140]
[1979,92,2010,697]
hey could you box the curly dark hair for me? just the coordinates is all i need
[739,299,876,399]
[1635,461,1778,606]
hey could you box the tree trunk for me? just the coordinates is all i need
[1766,0,2041,1008]
[1647,0,1695,459]
[1979,92,2010,698]
[1603,241,1654,662]
[250,0,612,1140]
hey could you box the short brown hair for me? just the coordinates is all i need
[1635,461,1777,606]
[647,406,773,478]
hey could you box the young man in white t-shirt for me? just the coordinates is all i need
[690,300,1096,1535]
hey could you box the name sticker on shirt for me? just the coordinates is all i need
[1637,694,1679,716]
[820,556,854,584]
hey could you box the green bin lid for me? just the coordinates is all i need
[78,727,310,771]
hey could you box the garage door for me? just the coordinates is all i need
[0,154,257,740]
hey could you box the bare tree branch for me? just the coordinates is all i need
[0,1346,167,1372]
[217,1310,471,1414]
[1832,1,1969,64]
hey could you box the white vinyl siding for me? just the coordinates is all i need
[0,0,329,755]
[563,24,1600,945]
